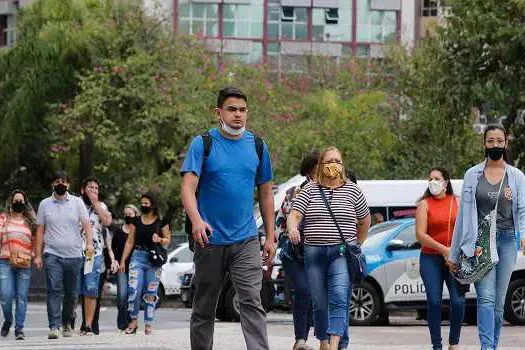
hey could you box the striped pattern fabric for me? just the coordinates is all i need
[292,181,369,246]
[0,213,33,259]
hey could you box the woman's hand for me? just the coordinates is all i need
[110,259,120,274]
[288,228,301,245]
[118,260,126,273]
[152,233,162,243]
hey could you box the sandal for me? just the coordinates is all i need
[144,325,153,335]
[125,326,138,335]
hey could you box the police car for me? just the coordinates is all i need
[353,219,525,326]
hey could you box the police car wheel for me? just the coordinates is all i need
[350,281,382,326]
[504,278,525,325]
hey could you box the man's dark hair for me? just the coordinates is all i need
[299,151,320,176]
[52,170,70,183]
[217,87,247,108]
[81,176,100,190]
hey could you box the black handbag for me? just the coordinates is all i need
[148,221,167,268]
[319,186,368,284]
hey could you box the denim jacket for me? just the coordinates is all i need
[449,160,525,264]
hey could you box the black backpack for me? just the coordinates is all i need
[185,131,264,251]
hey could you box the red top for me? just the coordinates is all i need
[421,194,458,255]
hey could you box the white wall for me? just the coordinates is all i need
[400,0,416,51]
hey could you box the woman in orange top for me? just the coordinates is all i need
[416,167,465,350]
[0,189,36,340]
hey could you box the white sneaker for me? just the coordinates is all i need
[293,339,313,350]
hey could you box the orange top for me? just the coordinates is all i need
[0,213,33,260]
[421,194,458,255]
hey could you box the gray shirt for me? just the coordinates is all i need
[476,173,514,230]
[36,192,89,258]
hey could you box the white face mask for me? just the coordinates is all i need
[220,119,245,136]
[428,180,445,196]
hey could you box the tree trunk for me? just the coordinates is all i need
[78,133,94,189]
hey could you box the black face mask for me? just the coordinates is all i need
[12,202,25,213]
[82,193,91,206]
[140,205,152,214]
[485,147,505,161]
[124,216,133,225]
[54,184,67,196]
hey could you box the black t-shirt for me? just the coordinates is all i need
[110,224,131,272]
[133,217,161,249]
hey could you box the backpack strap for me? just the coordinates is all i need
[254,135,263,162]
[202,131,212,160]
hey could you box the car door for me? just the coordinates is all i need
[162,245,194,296]
[383,223,427,303]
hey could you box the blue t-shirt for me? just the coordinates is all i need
[180,128,273,245]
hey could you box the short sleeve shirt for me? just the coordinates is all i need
[292,181,369,245]
[80,202,108,257]
[180,128,273,245]
[36,193,89,258]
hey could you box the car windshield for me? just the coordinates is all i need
[362,222,402,249]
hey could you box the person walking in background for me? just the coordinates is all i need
[107,204,139,333]
[287,146,371,350]
[78,177,112,336]
[0,189,36,340]
[181,87,276,350]
[119,193,170,335]
[33,171,94,339]
[450,125,525,350]
[416,167,464,350]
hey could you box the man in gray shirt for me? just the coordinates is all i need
[34,171,94,339]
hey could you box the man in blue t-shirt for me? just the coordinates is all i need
[181,87,276,350]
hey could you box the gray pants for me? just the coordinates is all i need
[190,237,269,350]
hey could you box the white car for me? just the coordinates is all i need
[159,242,194,300]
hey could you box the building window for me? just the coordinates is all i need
[223,2,264,39]
[421,0,439,17]
[222,42,264,64]
[268,6,307,40]
[357,0,396,43]
[178,2,219,37]
[312,2,352,42]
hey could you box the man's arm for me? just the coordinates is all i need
[34,225,45,270]
[92,202,112,227]
[81,217,94,255]
[181,172,211,247]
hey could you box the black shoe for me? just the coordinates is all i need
[15,329,25,340]
[1,321,11,337]
[80,326,94,336]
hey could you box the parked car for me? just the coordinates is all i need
[159,242,194,301]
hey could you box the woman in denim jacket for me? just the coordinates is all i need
[450,125,525,350]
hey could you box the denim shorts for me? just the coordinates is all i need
[81,255,102,297]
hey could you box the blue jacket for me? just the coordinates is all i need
[449,160,525,264]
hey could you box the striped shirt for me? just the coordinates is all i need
[291,181,369,246]
[0,214,33,260]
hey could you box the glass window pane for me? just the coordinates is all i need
[295,24,307,40]
[207,4,218,19]
[313,8,325,25]
[224,5,236,19]
[192,20,205,35]
[178,19,190,34]
[313,25,325,41]
[251,22,263,38]
[357,25,369,41]
[282,22,293,39]
[206,21,218,36]
[268,42,280,53]
[268,7,280,21]
[384,11,396,26]
[224,21,235,36]
[237,5,250,18]
[236,21,250,38]
[371,11,382,25]
[179,3,190,17]
[268,23,279,38]
[370,25,382,42]
[250,5,264,20]
[295,8,307,22]
[192,4,205,18]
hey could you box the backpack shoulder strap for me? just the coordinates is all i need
[254,135,264,162]
[202,131,212,159]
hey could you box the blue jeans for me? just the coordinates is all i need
[127,250,160,325]
[305,244,351,341]
[420,253,465,350]
[116,271,130,330]
[474,230,517,350]
[43,253,83,329]
[0,260,32,331]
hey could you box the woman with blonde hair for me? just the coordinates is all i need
[288,147,371,350]
[0,189,36,340]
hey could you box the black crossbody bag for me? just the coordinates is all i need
[148,221,167,268]
[319,186,368,284]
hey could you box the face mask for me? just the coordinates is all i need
[220,117,245,136]
[124,216,133,225]
[82,193,91,206]
[12,202,25,213]
[140,205,152,214]
[322,162,343,180]
[54,184,67,196]
[428,180,445,196]
[485,147,505,161]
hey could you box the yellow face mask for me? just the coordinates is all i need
[322,162,342,180]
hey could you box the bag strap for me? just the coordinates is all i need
[447,196,456,247]
[494,167,507,211]
[318,186,346,244]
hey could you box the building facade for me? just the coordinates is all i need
[0,0,25,48]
